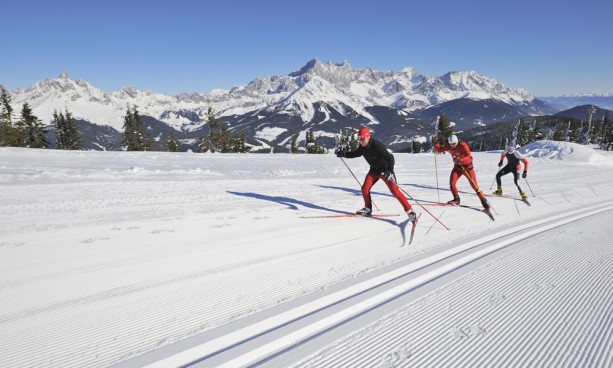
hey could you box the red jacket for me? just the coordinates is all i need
[434,141,473,169]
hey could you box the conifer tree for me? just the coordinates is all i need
[553,122,567,141]
[603,112,613,151]
[53,109,83,150]
[201,105,250,153]
[232,129,250,153]
[335,127,358,153]
[122,105,151,151]
[0,88,17,146]
[306,130,325,154]
[166,132,178,152]
[290,131,298,153]
[122,106,139,151]
[435,114,454,145]
[568,120,582,142]
[204,106,227,153]
[16,103,47,148]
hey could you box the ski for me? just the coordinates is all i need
[483,208,495,221]
[300,213,399,219]
[489,194,531,206]
[425,202,483,210]
[408,213,422,245]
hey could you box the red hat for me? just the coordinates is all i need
[357,127,370,140]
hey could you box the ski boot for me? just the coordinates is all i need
[356,207,372,216]
[407,209,417,222]
[492,186,502,195]
[447,196,460,205]
[481,198,490,210]
[520,192,528,200]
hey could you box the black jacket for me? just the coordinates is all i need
[344,138,394,174]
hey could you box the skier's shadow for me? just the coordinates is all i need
[227,190,402,232]
[316,185,394,199]
[227,191,343,214]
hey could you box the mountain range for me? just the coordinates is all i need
[3,59,608,152]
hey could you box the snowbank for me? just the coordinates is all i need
[520,140,613,166]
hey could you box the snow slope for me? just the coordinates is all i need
[0,141,611,367]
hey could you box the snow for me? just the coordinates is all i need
[1,141,612,368]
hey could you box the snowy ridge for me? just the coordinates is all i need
[6,59,536,132]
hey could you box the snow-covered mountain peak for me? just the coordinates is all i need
[4,59,553,150]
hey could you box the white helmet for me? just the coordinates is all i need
[448,135,458,145]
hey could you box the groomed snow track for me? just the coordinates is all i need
[121,201,613,368]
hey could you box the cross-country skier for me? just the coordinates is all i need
[336,127,417,222]
[493,139,529,200]
[434,135,490,210]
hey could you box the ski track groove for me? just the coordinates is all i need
[290,208,612,368]
[0,222,415,367]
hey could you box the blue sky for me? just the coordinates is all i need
[2,0,612,96]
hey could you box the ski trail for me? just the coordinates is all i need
[292,205,613,368]
[132,201,613,367]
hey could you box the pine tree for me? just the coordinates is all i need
[0,88,17,146]
[230,129,250,153]
[166,132,178,152]
[553,122,566,141]
[17,103,47,148]
[568,120,582,142]
[290,131,298,153]
[335,127,358,154]
[122,105,151,151]
[515,119,531,146]
[53,109,83,150]
[122,106,139,151]
[435,114,454,145]
[306,130,325,154]
[204,106,228,153]
[603,112,613,151]
[132,108,152,151]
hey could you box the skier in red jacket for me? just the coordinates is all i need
[434,135,489,210]
[493,139,529,200]
[336,127,417,222]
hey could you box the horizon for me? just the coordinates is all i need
[2,0,612,96]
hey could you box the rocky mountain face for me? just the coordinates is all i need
[4,59,557,152]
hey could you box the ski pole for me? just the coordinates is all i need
[489,167,502,190]
[398,186,450,230]
[339,157,380,211]
[524,177,536,197]
[432,127,441,203]
[434,152,441,202]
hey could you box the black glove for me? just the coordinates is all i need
[522,171,527,178]
[498,160,503,167]
[453,157,461,164]
[335,149,345,158]
[382,171,394,181]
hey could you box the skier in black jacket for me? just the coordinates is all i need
[336,127,416,222]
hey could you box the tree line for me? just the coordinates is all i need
[335,110,613,155]
[460,112,613,152]
[1,88,83,149]
[0,88,253,153]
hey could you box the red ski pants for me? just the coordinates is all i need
[362,172,412,212]
[449,166,485,200]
